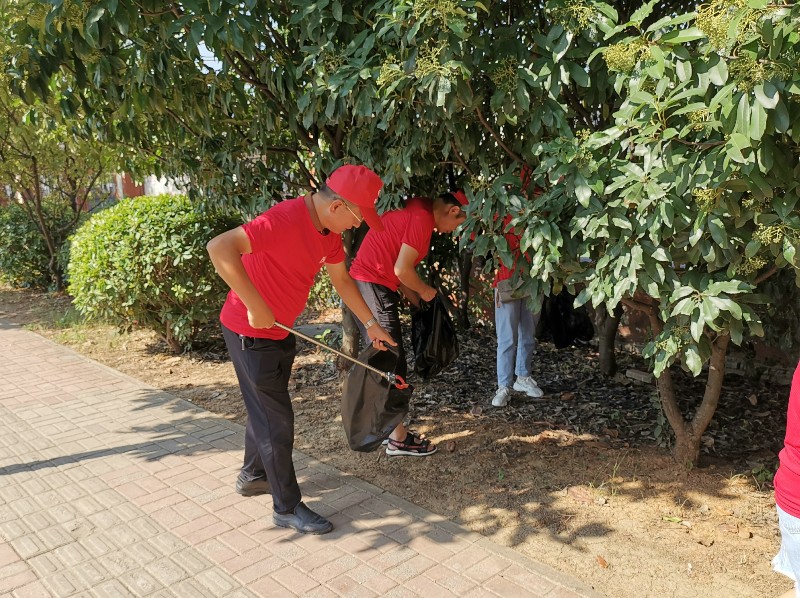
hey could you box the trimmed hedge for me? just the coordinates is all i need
[68,194,239,351]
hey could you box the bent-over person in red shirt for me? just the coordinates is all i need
[207,165,396,535]
[349,191,468,457]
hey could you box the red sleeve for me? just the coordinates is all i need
[242,211,273,254]
[326,238,345,265]
[402,209,434,258]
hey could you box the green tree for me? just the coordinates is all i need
[1,1,125,290]
[520,0,800,464]
[10,0,800,464]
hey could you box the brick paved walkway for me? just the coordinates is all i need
[0,320,604,598]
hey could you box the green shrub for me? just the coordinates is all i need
[0,199,75,289]
[68,194,240,351]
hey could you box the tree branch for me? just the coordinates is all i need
[465,81,523,164]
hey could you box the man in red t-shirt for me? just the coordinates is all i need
[207,165,395,535]
[773,360,800,596]
[349,191,468,456]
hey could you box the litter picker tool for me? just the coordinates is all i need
[273,322,408,389]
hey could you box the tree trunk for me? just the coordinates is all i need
[337,226,368,370]
[164,325,182,353]
[456,249,473,329]
[594,303,622,376]
[25,159,64,291]
[620,289,736,467]
[646,302,731,467]
[659,334,731,466]
[339,307,360,370]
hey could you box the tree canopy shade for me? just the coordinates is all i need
[0,2,126,290]
[8,0,800,464]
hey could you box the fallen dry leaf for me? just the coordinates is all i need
[747,393,758,406]
[596,556,609,568]
[567,485,593,504]
[561,391,576,401]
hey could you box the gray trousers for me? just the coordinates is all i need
[354,280,408,379]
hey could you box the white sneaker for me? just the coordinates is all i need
[513,376,544,398]
[492,387,511,407]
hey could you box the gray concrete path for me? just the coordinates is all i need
[0,320,604,598]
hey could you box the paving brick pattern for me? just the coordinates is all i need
[0,321,604,597]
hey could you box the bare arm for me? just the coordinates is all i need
[206,227,275,329]
[394,243,436,302]
[326,261,397,347]
[398,283,422,307]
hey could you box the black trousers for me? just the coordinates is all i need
[354,280,407,379]
[222,323,300,514]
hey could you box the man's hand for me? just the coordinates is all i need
[247,305,275,329]
[420,285,437,303]
[368,323,397,350]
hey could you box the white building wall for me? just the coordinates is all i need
[143,175,186,196]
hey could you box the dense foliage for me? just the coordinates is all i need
[8,0,800,462]
[0,199,75,289]
[0,2,127,290]
[68,194,239,351]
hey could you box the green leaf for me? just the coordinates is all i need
[685,346,703,376]
[675,61,692,83]
[735,94,751,137]
[754,82,779,109]
[708,216,728,246]
[660,27,706,44]
[707,57,728,86]
[575,175,591,207]
[448,19,469,38]
[630,0,658,25]
[690,311,704,343]
[749,101,767,140]
[727,133,751,163]
[774,99,790,133]
[784,243,797,265]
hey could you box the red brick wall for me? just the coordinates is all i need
[120,173,144,198]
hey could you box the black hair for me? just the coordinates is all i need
[438,192,462,208]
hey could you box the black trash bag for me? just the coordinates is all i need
[341,344,412,452]
[411,295,459,379]
[538,289,595,349]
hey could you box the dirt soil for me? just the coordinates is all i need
[0,285,793,598]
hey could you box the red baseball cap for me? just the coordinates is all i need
[452,190,468,206]
[326,165,384,231]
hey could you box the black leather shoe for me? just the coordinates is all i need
[273,502,333,535]
[235,473,270,497]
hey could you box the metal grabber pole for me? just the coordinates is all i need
[273,323,408,389]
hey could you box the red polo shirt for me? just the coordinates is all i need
[775,361,800,518]
[349,198,434,291]
[219,197,344,339]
